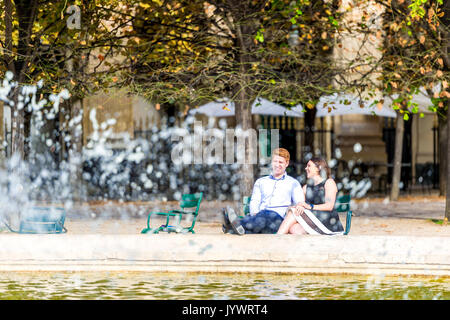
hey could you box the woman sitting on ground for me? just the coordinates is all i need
[277,157,344,235]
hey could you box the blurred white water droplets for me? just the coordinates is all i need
[0,75,73,225]
[1,74,380,226]
[1,75,244,225]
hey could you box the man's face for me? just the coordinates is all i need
[271,155,289,176]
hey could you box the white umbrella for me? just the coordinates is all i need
[251,97,304,117]
[190,97,304,117]
[315,93,397,118]
[189,98,235,117]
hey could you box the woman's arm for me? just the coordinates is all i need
[303,179,337,211]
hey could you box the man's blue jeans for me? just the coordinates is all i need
[240,210,283,234]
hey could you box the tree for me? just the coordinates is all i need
[341,1,448,202]
[384,0,449,202]
[401,0,450,221]
[1,0,131,157]
[118,0,346,196]
[0,0,138,201]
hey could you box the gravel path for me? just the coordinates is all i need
[59,196,450,237]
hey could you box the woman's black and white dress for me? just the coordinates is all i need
[294,179,344,235]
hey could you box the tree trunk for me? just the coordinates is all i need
[0,105,4,167]
[445,99,450,222]
[390,113,404,201]
[304,107,317,157]
[65,46,85,203]
[7,0,39,161]
[68,98,84,202]
[234,91,255,197]
[234,23,256,197]
[439,112,447,196]
[10,89,25,159]
[4,0,15,73]
[442,0,450,223]
[4,0,24,160]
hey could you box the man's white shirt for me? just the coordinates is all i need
[249,172,304,218]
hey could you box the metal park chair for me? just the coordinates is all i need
[2,206,67,234]
[141,192,203,234]
[239,196,251,219]
[335,194,353,235]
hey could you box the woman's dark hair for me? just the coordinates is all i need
[310,157,331,178]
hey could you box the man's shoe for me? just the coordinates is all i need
[221,208,233,233]
[221,208,234,234]
[222,224,235,234]
[226,206,245,235]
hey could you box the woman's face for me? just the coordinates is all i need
[305,160,320,179]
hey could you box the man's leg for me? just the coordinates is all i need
[262,210,283,234]
[224,208,283,235]
[240,213,261,233]
[221,208,235,234]
[225,207,245,235]
[241,210,282,234]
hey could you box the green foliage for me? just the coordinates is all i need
[0,0,128,99]
[371,0,450,118]
[118,0,346,109]
[409,0,443,19]
[430,218,446,225]
[255,29,265,43]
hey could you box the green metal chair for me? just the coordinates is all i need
[141,192,203,234]
[239,196,251,219]
[1,206,67,234]
[335,194,352,235]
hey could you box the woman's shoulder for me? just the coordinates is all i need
[324,178,337,188]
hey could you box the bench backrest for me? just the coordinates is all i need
[19,207,66,234]
[335,194,351,212]
[180,192,203,214]
[335,194,352,235]
[242,196,251,215]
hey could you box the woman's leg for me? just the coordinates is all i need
[276,209,298,234]
[288,223,307,235]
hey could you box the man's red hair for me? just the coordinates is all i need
[272,148,290,163]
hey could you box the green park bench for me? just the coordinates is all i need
[239,196,251,219]
[336,194,353,235]
[1,206,67,234]
[239,194,352,235]
[141,192,203,234]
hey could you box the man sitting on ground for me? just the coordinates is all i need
[222,148,304,235]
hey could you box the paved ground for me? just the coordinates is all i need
[0,195,449,276]
[57,195,450,237]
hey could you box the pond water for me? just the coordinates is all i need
[0,272,448,300]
